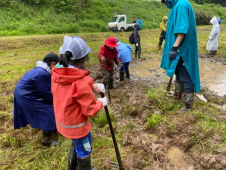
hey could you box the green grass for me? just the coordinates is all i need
[0,0,226,36]
[1,25,226,169]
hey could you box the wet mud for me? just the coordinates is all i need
[90,52,226,169]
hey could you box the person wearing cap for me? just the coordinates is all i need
[115,37,133,81]
[51,36,107,170]
[98,37,120,89]
[158,16,168,50]
[13,53,60,146]
[206,16,220,55]
[133,23,141,58]
[160,0,200,113]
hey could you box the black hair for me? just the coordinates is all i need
[59,51,88,68]
[59,51,72,67]
[45,62,52,66]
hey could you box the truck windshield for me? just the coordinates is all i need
[110,16,118,22]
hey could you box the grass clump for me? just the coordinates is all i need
[147,114,165,129]
[94,111,115,128]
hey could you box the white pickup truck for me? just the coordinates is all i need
[108,15,136,32]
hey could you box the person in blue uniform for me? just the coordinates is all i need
[14,53,60,146]
[115,37,133,80]
[160,0,201,112]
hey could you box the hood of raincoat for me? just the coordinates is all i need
[162,16,168,22]
[166,0,178,8]
[36,60,51,74]
[210,16,219,26]
[134,23,140,30]
[52,67,91,85]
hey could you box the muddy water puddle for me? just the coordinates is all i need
[166,147,194,170]
[130,54,226,97]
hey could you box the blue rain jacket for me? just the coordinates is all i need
[14,61,56,130]
[116,42,133,63]
[160,0,201,93]
[138,19,143,30]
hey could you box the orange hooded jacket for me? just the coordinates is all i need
[51,67,103,139]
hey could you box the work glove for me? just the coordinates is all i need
[169,47,178,60]
[94,83,105,93]
[97,97,107,107]
[136,43,139,47]
[101,57,106,64]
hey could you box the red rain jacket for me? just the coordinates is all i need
[51,67,103,139]
[98,45,120,71]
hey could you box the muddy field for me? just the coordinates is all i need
[0,28,226,169]
[89,52,226,170]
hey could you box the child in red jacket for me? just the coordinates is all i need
[98,37,120,89]
[52,36,107,170]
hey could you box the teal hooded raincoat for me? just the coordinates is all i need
[160,0,201,93]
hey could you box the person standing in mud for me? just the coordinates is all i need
[133,23,141,59]
[115,37,133,81]
[158,16,168,50]
[206,16,220,55]
[160,0,201,112]
[51,36,107,170]
[98,37,120,89]
[13,53,60,146]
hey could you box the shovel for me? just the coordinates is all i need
[100,93,124,170]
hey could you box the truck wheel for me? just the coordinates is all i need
[120,28,125,32]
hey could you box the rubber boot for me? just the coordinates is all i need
[135,51,137,58]
[119,71,124,81]
[207,50,217,55]
[125,67,130,79]
[109,79,114,89]
[41,130,59,147]
[138,51,141,59]
[178,93,194,113]
[173,82,184,100]
[78,156,97,170]
[68,143,77,170]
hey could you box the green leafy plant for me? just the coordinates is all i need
[147,114,164,128]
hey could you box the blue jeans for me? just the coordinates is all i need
[118,62,130,72]
[72,132,92,159]
[175,57,194,93]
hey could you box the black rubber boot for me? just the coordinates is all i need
[135,51,137,58]
[119,71,124,81]
[78,156,97,170]
[207,50,217,55]
[68,143,77,170]
[138,51,141,59]
[173,82,184,100]
[178,93,194,113]
[41,130,59,147]
[125,67,130,79]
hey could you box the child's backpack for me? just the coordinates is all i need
[129,32,135,44]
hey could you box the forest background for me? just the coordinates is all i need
[0,0,225,36]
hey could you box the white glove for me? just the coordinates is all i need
[94,83,105,93]
[136,43,139,47]
[97,97,107,107]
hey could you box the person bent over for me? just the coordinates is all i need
[98,37,120,89]
[14,53,60,146]
[115,37,133,81]
[51,36,107,170]
[160,0,201,113]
